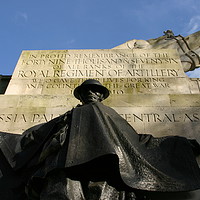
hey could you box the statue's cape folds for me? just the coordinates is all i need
[3,102,200,192]
[64,102,200,192]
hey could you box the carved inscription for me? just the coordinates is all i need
[120,113,200,123]
[20,51,177,69]
[20,77,180,95]
[7,49,186,94]
[0,113,56,123]
[18,51,181,78]
[17,69,179,78]
[0,112,199,124]
[1,107,199,135]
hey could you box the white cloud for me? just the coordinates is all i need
[14,12,28,24]
[186,68,200,78]
[67,39,76,45]
[185,16,200,35]
[65,39,76,48]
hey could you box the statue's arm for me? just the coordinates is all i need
[19,110,72,150]
[14,109,73,170]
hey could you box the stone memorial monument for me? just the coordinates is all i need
[0,30,200,199]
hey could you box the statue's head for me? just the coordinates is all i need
[74,79,110,104]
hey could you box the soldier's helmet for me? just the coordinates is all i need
[74,79,110,100]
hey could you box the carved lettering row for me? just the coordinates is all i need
[17,69,180,78]
[120,113,200,123]
[0,113,56,123]
[18,51,180,74]
[25,82,170,94]
[21,58,178,67]
[0,112,199,124]
[26,83,170,90]
[20,77,180,93]
[24,52,170,60]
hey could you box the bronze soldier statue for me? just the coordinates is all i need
[0,79,200,200]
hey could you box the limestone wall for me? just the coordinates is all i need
[0,48,199,144]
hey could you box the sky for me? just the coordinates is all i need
[1,0,200,77]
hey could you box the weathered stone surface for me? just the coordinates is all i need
[1,94,200,145]
[5,49,192,95]
[0,94,76,133]
[189,78,200,93]
[2,48,200,142]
